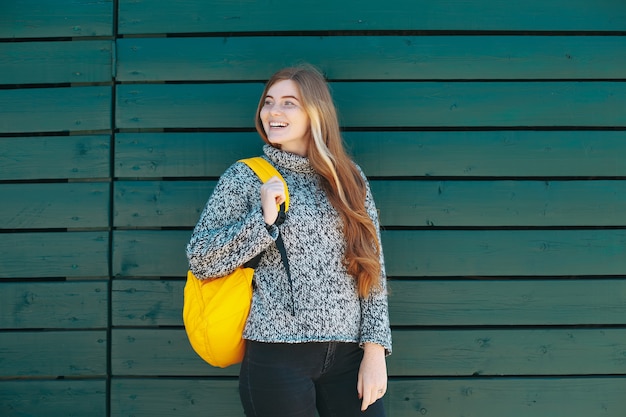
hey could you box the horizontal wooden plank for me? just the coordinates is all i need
[113,179,626,228]
[0,380,106,417]
[0,86,112,134]
[111,328,626,377]
[112,279,184,327]
[118,0,626,34]
[116,83,261,130]
[114,181,214,228]
[0,281,108,329]
[111,378,243,416]
[383,229,626,277]
[388,377,626,417]
[345,130,626,178]
[0,0,113,39]
[111,328,235,377]
[372,179,626,227]
[0,40,113,85]
[116,36,626,82]
[0,135,111,180]
[0,232,109,279]
[113,131,626,178]
[389,279,626,326]
[115,132,265,178]
[0,331,106,377]
[390,328,626,376]
[113,230,189,277]
[112,278,626,328]
[332,82,626,128]
[110,377,626,417]
[0,182,109,229]
[112,229,626,278]
[116,82,626,130]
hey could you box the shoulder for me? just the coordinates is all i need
[208,159,266,204]
[219,158,264,185]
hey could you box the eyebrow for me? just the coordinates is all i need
[265,94,300,101]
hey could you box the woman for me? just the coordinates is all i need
[186,64,392,416]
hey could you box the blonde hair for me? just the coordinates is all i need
[255,65,381,297]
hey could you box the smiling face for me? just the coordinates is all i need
[259,79,311,156]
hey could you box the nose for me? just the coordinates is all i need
[269,104,283,115]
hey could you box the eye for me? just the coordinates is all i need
[282,101,296,108]
[263,99,274,106]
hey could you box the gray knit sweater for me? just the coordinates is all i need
[186,145,392,354]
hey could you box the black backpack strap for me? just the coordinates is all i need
[274,230,294,316]
[243,202,293,315]
[243,202,287,269]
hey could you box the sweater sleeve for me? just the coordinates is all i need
[186,162,277,279]
[358,171,393,355]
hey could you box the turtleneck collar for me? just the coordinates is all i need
[263,144,315,174]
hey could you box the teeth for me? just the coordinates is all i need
[270,122,288,127]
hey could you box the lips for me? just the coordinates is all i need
[269,121,288,128]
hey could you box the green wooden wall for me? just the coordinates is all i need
[1,1,626,416]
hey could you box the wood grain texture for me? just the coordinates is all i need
[114,181,214,228]
[111,278,626,328]
[113,131,626,178]
[115,83,262,130]
[110,377,626,417]
[111,328,235,377]
[0,232,109,279]
[118,0,626,34]
[371,179,626,227]
[383,229,626,277]
[0,41,113,85]
[116,36,626,82]
[110,328,626,377]
[0,281,108,329]
[0,182,109,229]
[112,279,183,327]
[344,130,626,178]
[332,81,626,128]
[389,328,626,376]
[111,229,626,278]
[0,331,107,377]
[0,380,106,417]
[111,378,243,416]
[115,132,268,178]
[0,135,111,180]
[388,279,626,326]
[112,230,189,278]
[0,0,113,38]
[388,377,626,417]
[112,179,626,228]
[0,86,112,134]
[116,82,626,130]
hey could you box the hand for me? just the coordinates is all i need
[357,343,388,411]
[260,176,286,225]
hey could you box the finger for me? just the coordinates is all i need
[264,178,286,203]
[261,181,284,199]
[266,176,285,190]
[361,390,373,411]
[357,375,367,410]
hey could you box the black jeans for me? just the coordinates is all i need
[239,341,386,417]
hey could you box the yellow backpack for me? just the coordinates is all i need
[183,157,289,368]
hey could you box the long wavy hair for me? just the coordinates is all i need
[255,64,381,297]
